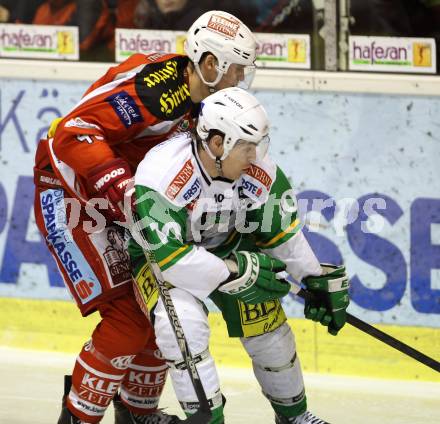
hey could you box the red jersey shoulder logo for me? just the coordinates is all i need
[105,91,144,129]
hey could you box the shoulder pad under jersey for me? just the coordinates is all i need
[135,132,201,208]
[238,155,277,205]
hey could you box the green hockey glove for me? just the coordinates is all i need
[303,264,350,335]
[218,251,290,305]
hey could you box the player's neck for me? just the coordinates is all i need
[187,64,208,103]
[197,145,221,178]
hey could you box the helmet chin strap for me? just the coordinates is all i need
[201,139,224,176]
[215,157,223,176]
[194,62,225,94]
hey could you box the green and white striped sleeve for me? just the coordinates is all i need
[131,185,230,299]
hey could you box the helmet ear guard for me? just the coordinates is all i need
[197,87,270,161]
[185,10,257,89]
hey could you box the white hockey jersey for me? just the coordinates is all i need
[130,132,321,299]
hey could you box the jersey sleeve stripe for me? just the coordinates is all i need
[256,218,301,248]
[158,245,191,268]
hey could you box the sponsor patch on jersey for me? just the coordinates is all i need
[65,117,101,131]
[39,174,62,187]
[159,83,190,118]
[182,177,201,202]
[207,14,240,39]
[178,118,190,131]
[105,90,144,128]
[239,299,287,337]
[246,164,272,191]
[241,178,263,198]
[142,59,180,88]
[40,188,102,304]
[92,227,132,287]
[165,159,194,200]
[135,56,192,120]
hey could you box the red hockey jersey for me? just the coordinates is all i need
[36,52,197,200]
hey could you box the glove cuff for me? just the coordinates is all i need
[87,158,132,193]
[87,158,129,177]
[219,251,258,294]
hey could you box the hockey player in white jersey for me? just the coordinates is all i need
[128,87,350,423]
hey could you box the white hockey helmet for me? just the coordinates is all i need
[197,87,270,161]
[185,10,257,89]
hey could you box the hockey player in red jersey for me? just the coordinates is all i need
[33,10,257,424]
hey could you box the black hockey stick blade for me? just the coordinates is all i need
[290,283,440,373]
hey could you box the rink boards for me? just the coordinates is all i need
[0,297,438,382]
[0,60,439,382]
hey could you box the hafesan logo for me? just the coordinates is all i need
[413,43,432,67]
[287,39,306,63]
[175,35,186,55]
[57,31,74,54]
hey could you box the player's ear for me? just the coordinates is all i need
[200,53,217,73]
[209,134,224,156]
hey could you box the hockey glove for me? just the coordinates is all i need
[218,251,290,305]
[303,264,350,336]
[87,158,133,223]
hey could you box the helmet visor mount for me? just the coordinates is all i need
[200,134,270,179]
[214,61,257,90]
[223,134,270,162]
[255,134,270,160]
[236,64,256,90]
[196,60,256,91]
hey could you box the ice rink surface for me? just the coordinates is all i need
[1,347,439,424]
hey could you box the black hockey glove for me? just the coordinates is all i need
[303,264,350,335]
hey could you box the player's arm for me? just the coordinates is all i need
[131,184,230,300]
[131,185,290,304]
[52,117,116,175]
[49,90,152,219]
[51,118,132,221]
[247,166,320,279]
[249,166,350,334]
[50,55,156,176]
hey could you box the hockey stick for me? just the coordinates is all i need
[288,282,440,373]
[128,212,213,423]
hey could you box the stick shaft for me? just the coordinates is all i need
[153,270,212,416]
[290,284,440,373]
[129,209,212,421]
[345,312,440,373]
